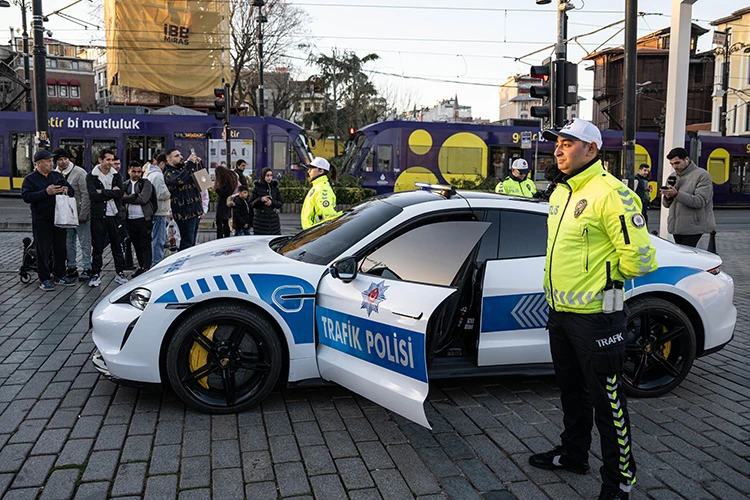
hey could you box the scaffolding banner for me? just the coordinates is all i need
[104,0,230,97]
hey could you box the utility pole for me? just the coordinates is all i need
[31,0,48,149]
[621,0,638,181]
[554,0,571,128]
[20,0,32,112]
[719,28,730,136]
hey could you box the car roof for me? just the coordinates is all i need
[375,189,546,211]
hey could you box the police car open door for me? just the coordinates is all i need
[315,220,490,429]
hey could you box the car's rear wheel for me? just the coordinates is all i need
[166,303,282,414]
[622,296,696,398]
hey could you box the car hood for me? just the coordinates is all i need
[650,234,722,271]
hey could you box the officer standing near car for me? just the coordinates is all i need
[301,157,341,230]
[530,119,657,500]
[495,158,537,198]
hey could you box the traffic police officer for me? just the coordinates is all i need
[495,158,537,198]
[529,119,657,500]
[301,157,341,229]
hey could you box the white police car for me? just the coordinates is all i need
[91,186,736,428]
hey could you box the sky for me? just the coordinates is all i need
[3,0,749,121]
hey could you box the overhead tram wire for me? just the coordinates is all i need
[289,3,625,14]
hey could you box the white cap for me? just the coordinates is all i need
[542,118,603,149]
[307,157,330,171]
[511,158,529,171]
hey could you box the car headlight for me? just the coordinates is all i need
[129,288,151,310]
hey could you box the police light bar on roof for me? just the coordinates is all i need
[414,182,456,198]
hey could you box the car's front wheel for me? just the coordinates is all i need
[165,303,283,414]
[622,296,696,398]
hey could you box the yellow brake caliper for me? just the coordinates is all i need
[659,325,672,359]
[189,325,217,389]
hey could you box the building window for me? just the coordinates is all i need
[70,86,80,98]
[48,85,56,97]
[60,86,68,98]
[46,59,57,68]
[71,60,79,70]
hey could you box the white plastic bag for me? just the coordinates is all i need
[55,194,78,228]
[167,218,181,250]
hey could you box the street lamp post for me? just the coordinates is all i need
[253,0,267,117]
[1,0,32,112]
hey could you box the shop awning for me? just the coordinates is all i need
[46,78,57,84]
[69,79,80,86]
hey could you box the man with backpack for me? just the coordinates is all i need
[122,161,155,277]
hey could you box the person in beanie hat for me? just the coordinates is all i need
[54,147,92,281]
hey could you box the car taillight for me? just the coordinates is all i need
[707,266,721,275]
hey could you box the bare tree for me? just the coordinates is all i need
[230,0,307,115]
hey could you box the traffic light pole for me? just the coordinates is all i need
[554,0,569,128]
[621,0,638,181]
[224,82,231,169]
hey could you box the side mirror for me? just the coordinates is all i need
[330,256,357,283]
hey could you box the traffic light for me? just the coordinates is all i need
[348,126,356,136]
[530,60,554,126]
[214,83,231,125]
[562,61,578,106]
[309,75,323,93]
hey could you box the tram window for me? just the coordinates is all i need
[92,139,117,165]
[363,149,375,172]
[377,145,392,172]
[729,156,750,194]
[126,136,165,166]
[11,133,34,178]
[148,137,165,161]
[498,210,547,259]
[490,147,508,179]
[58,138,85,169]
[272,140,288,171]
[440,146,483,176]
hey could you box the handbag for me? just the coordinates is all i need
[55,194,79,228]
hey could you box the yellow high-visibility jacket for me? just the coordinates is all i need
[544,160,657,313]
[301,175,340,230]
[497,176,537,198]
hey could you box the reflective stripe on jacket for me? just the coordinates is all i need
[544,160,657,313]
[301,175,341,229]
[496,177,537,198]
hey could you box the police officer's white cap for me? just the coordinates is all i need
[307,157,330,171]
[511,159,529,171]
[542,118,603,149]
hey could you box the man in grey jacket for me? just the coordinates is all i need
[660,147,716,247]
[54,147,92,281]
[145,153,171,266]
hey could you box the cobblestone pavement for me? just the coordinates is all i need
[0,229,748,500]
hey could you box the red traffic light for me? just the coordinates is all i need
[349,127,356,135]
[214,87,226,98]
[530,65,550,83]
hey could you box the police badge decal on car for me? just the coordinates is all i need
[361,281,389,316]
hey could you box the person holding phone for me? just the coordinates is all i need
[250,167,283,235]
[164,148,204,250]
[660,147,715,247]
[21,150,76,290]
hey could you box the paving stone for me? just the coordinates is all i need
[179,456,211,489]
[212,468,245,500]
[121,434,153,463]
[264,410,293,436]
[300,445,337,476]
[242,451,274,483]
[387,443,441,495]
[211,414,238,440]
[143,474,178,500]
[70,415,104,439]
[293,420,325,447]
[239,425,267,452]
[323,430,358,459]
[440,476,484,500]
[269,434,300,463]
[371,469,413,500]
[244,481,278,500]
[38,468,79,500]
[275,462,310,497]
[110,462,147,497]
[81,450,120,482]
[93,424,127,451]
[3,487,42,500]
[349,489,384,500]
[8,419,47,444]
[0,443,34,473]
[178,488,211,500]
[336,457,375,490]
[31,428,70,455]
[416,446,461,478]
[128,412,157,435]
[56,438,94,467]
[154,419,184,446]
[309,474,347,500]
[149,444,181,475]
[357,440,395,471]
[12,455,56,488]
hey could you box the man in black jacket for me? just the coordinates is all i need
[632,163,651,223]
[122,161,154,277]
[21,150,77,290]
[87,149,128,288]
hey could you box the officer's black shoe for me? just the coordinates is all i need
[528,446,590,474]
[597,487,629,500]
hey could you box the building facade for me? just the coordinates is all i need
[710,7,750,136]
[584,24,715,133]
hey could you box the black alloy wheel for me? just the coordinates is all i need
[166,304,282,414]
[622,296,696,398]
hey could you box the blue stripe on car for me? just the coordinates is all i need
[214,275,228,291]
[181,283,194,300]
[154,289,179,304]
[231,274,248,294]
[197,278,210,294]
[248,274,316,345]
[625,266,702,291]
[481,293,549,333]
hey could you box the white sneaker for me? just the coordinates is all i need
[114,273,129,285]
[88,274,102,287]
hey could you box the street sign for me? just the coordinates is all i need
[521,131,532,149]
[713,31,727,46]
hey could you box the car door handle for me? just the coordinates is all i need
[392,310,423,320]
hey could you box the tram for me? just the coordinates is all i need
[341,120,750,207]
[0,112,314,192]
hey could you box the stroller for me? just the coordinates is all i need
[19,237,37,284]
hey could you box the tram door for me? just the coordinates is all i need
[92,138,118,168]
[270,135,289,174]
[11,132,34,189]
[125,135,166,166]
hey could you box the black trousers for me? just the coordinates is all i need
[32,219,67,282]
[673,233,702,247]
[216,218,231,239]
[91,216,126,275]
[548,309,636,492]
[126,217,152,270]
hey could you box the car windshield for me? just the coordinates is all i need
[274,198,402,265]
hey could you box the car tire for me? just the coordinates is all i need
[166,303,283,414]
[622,296,696,398]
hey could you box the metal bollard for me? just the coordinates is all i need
[707,230,717,254]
